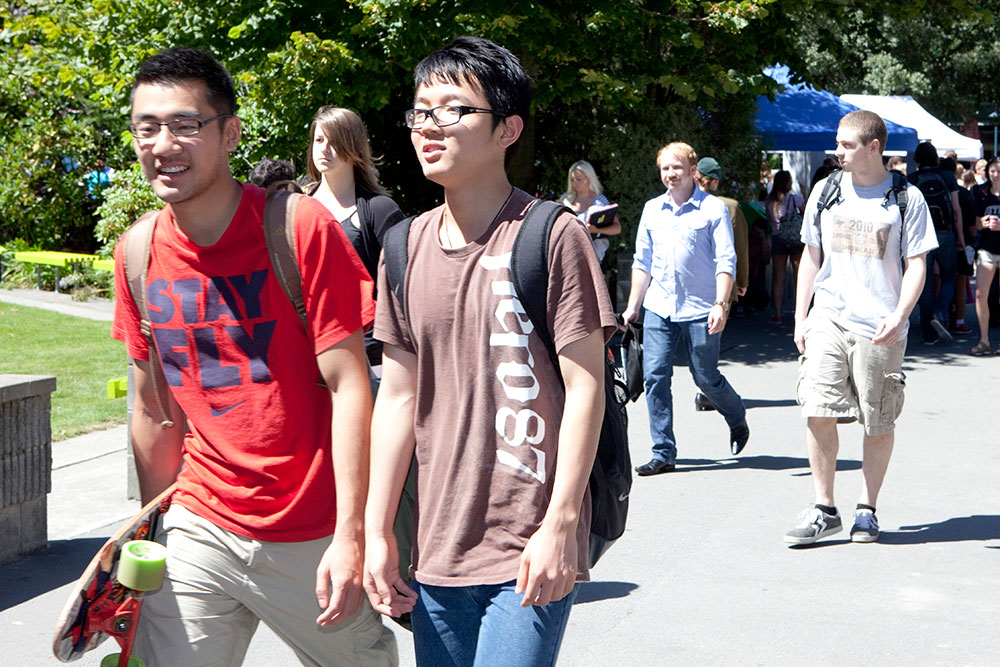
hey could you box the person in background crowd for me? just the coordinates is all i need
[560,160,622,264]
[886,156,907,176]
[974,158,988,185]
[943,156,976,335]
[764,170,804,325]
[247,156,296,190]
[908,143,964,346]
[970,156,1000,355]
[306,106,405,375]
[693,156,749,411]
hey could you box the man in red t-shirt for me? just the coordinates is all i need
[112,47,396,665]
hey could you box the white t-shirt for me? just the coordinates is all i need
[802,172,938,339]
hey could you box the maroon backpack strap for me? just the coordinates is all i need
[122,211,178,429]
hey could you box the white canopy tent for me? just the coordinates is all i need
[841,94,983,161]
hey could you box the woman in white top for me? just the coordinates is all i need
[560,160,621,263]
[765,170,805,324]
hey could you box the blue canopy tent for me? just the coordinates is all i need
[755,67,919,153]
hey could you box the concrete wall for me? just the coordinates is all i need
[0,374,56,564]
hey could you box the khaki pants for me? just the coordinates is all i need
[134,504,398,667]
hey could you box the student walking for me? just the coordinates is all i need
[785,111,936,546]
[363,36,616,667]
[114,47,396,665]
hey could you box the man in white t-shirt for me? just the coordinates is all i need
[784,110,937,546]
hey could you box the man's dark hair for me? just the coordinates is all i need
[939,156,957,175]
[131,47,236,115]
[248,158,295,188]
[414,36,532,131]
[914,142,939,168]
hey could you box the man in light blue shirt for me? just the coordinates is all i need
[622,142,749,475]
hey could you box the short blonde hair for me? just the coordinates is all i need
[657,142,697,167]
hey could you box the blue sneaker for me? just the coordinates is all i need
[850,509,880,543]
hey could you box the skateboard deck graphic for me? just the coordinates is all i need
[53,484,175,664]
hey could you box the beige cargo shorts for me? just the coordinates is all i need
[796,314,907,436]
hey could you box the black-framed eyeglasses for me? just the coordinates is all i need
[129,114,235,140]
[404,105,506,129]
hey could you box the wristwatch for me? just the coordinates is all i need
[713,300,730,314]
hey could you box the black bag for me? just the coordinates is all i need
[619,323,643,403]
[911,168,955,233]
[383,200,632,567]
[776,195,803,245]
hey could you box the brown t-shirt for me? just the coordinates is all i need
[374,188,617,586]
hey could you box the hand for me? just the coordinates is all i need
[793,318,807,354]
[515,523,578,607]
[737,286,747,297]
[315,533,365,626]
[872,313,906,346]
[619,306,639,330]
[707,304,727,335]
[363,535,418,617]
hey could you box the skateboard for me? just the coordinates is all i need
[53,484,175,667]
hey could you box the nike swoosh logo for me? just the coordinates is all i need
[618,492,629,502]
[210,401,245,417]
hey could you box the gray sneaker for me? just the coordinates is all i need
[930,317,953,343]
[784,507,842,545]
[850,509,880,543]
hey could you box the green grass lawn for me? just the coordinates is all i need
[0,302,127,440]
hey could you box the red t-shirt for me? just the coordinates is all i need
[112,183,374,542]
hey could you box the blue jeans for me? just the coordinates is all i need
[918,229,957,341]
[642,310,746,464]
[412,580,578,667]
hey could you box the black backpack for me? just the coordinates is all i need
[909,167,954,232]
[382,199,631,567]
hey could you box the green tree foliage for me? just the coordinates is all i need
[778,1,998,131]
[14,0,927,258]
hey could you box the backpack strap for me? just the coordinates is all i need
[889,170,908,221]
[262,190,308,332]
[816,169,844,213]
[889,170,909,258]
[510,200,575,367]
[382,215,415,318]
[122,210,177,429]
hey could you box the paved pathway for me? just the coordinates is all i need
[1,288,997,665]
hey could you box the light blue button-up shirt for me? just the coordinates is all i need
[632,185,736,322]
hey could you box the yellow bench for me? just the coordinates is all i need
[11,251,100,292]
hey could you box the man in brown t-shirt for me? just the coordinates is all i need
[363,37,616,666]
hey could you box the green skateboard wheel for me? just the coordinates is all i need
[116,540,167,591]
[101,653,145,667]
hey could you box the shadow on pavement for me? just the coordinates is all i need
[575,581,638,605]
[672,455,860,473]
[882,515,1000,545]
[0,537,104,611]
